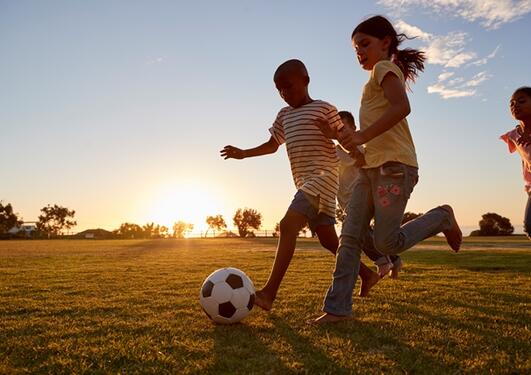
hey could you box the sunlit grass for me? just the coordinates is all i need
[0,238,530,374]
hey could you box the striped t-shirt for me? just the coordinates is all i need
[269,100,343,218]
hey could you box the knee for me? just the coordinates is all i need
[319,235,338,253]
[374,236,396,255]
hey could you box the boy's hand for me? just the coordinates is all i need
[314,117,337,139]
[220,145,245,159]
[354,153,366,168]
[338,127,365,152]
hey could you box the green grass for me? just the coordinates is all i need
[0,238,530,374]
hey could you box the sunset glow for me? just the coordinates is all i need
[146,181,226,233]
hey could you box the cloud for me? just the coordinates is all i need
[147,57,165,64]
[427,83,476,99]
[470,45,500,66]
[395,21,476,68]
[379,0,531,29]
[393,21,495,99]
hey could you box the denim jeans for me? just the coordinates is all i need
[323,162,452,316]
[524,193,531,239]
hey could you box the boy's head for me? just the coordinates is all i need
[338,111,356,130]
[510,86,531,122]
[274,59,310,108]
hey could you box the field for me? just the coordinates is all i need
[1,238,530,374]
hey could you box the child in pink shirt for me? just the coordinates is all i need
[500,86,531,238]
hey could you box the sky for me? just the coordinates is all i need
[1,0,531,235]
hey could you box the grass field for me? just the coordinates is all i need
[1,238,530,374]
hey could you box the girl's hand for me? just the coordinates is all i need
[314,117,337,139]
[220,145,245,159]
[517,133,531,147]
[337,127,365,152]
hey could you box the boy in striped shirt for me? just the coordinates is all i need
[221,59,380,310]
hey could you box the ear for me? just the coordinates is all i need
[304,75,310,85]
[382,35,392,51]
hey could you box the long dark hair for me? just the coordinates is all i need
[352,15,425,83]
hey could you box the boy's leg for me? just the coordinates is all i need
[524,193,531,240]
[255,209,307,311]
[315,224,379,297]
[371,163,461,255]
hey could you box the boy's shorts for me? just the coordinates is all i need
[288,190,336,232]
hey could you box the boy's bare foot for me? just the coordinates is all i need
[376,262,393,278]
[307,312,353,325]
[440,205,462,252]
[254,290,273,311]
[359,270,380,297]
[390,258,403,279]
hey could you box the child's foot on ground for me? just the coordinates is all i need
[440,204,462,252]
[377,262,393,278]
[307,313,353,325]
[359,270,380,297]
[254,290,273,311]
[390,258,403,279]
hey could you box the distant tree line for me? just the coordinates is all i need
[0,200,519,239]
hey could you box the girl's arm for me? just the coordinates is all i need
[337,72,410,150]
[220,136,279,159]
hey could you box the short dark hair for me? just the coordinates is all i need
[338,111,356,129]
[513,86,531,98]
[274,59,308,79]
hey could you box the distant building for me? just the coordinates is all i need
[7,222,37,238]
[75,228,114,239]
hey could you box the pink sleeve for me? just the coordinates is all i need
[500,131,517,153]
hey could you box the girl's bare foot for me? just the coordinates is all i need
[440,205,462,252]
[308,312,353,325]
[254,290,273,311]
[359,270,380,297]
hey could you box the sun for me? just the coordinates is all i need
[147,182,226,234]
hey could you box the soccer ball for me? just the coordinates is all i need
[199,267,255,324]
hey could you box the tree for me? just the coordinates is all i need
[173,221,194,238]
[113,223,144,239]
[273,222,280,237]
[402,212,423,224]
[159,225,169,238]
[0,202,23,233]
[36,204,76,237]
[205,215,227,237]
[477,213,514,236]
[336,208,346,223]
[143,222,156,238]
[233,208,262,237]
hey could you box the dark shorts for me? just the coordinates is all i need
[288,190,336,232]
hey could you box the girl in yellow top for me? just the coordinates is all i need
[313,15,463,324]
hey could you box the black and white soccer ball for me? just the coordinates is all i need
[199,267,255,324]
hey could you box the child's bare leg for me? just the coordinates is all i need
[315,224,379,297]
[255,209,306,311]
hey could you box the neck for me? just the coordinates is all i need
[520,120,530,132]
[293,95,312,108]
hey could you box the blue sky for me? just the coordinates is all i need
[1,0,530,234]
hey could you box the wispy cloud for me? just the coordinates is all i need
[470,45,500,66]
[379,0,531,29]
[394,21,496,99]
[147,57,165,64]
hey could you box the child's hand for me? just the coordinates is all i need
[338,127,365,152]
[220,145,245,159]
[517,133,531,147]
[314,117,337,139]
[354,153,366,168]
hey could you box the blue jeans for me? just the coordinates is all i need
[323,162,452,316]
[524,193,531,239]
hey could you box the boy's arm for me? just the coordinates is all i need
[338,72,410,149]
[220,136,279,160]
